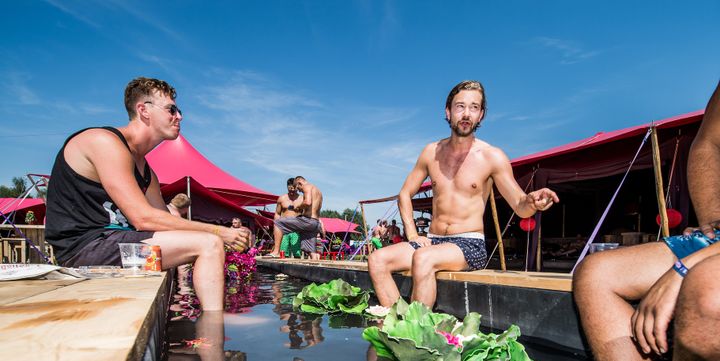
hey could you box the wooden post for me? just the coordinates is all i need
[651,126,670,238]
[186,176,192,220]
[536,218,542,272]
[489,187,507,271]
[359,203,369,259]
[561,204,566,238]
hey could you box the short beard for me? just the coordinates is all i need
[449,120,479,137]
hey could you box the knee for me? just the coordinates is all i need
[572,253,610,296]
[678,257,720,320]
[200,234,225,259]
[411,249,435,276]
[368,250,387,274]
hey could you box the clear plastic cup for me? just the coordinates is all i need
[118,243,150,272]
[590,243,619,254]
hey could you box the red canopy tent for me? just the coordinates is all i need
[355,110,705,270]
[319,218,360,234]
[0,198,45,224]
[147,134,277,206]
[160,177,273,229]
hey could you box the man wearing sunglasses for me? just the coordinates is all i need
[46,77,250,311]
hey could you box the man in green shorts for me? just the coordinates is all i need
[269,178,304,257]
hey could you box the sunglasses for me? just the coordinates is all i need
[144,101,182,117]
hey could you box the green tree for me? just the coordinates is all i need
[0,177,29,198]
[320,209,342,218]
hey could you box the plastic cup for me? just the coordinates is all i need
[118,243,150,272]
[279,251,285,259]
[590,243,619,254]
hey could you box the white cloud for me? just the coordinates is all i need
[45,0,101,29]
[1,72,39,105]
[535,37,600,65]
[183,69,427,215]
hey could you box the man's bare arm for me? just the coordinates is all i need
[274,197,283,220]
[487,147,536,218]
[145,171,169,211]
[688,81,720,228]
[399,145,432,241]
[83,133,249,249]
[298,186,313,212]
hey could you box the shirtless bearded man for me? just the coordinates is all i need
[268,178,304,257]
[368,80,559,308]
[273,176,325,260]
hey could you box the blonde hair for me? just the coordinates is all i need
[170,193,191,209]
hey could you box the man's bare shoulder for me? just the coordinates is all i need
[65,128,131,168]
[278,194,290,202]
[67,128,126,150]
[473,141,511,166]
[418,140,441,158]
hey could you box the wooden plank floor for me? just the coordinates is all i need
[0,274,167,361]
[257,258,572,292]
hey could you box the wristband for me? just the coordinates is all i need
[213,227,221,236]
[672,259,689,277]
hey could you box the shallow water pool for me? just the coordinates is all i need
[167,267,588,360]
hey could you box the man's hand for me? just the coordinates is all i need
[683,220,720,239]
[219,226,251,252]
[526,188,559,211]
[410,235,432,247]
[630,268,684,356]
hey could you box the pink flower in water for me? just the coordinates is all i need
[183,337,212,349]
[436,330,461,348]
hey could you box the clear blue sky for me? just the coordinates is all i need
[1,1,719,225]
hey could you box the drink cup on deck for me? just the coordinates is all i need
[118,243,150,272]
[280,251,285,259]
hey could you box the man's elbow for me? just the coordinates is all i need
[131,214,159,231]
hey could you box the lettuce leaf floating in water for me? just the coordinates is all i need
[292,278,370,315]
[362,299,532,361]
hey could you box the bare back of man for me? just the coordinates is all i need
[368,80,558,308]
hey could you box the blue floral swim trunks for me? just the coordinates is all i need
[409,232,488,270]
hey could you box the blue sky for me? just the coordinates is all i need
[1,1,719,225]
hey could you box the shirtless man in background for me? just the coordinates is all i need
[268,178,304,257]
[274,176,325,260]
[368,80,559,308]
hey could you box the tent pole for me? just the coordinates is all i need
[186,176,192,220]
[536,217,542,272]
[489,187,506,271]
[651,126,670,238]
[360,203,369,260]
[561,204,565,238]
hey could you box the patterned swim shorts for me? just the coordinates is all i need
[409,232,488,271]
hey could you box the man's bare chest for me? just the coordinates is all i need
[428,156,491,195]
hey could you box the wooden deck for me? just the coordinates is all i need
[0,273,171,361]
[257,258,573,291]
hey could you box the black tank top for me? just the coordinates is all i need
[45,127,152,264]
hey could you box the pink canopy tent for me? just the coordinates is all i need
[160,177,273,229]
[147,134,278,206]
[255,210,360,234]
[0,198,45,224]
[320,218,360,234]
